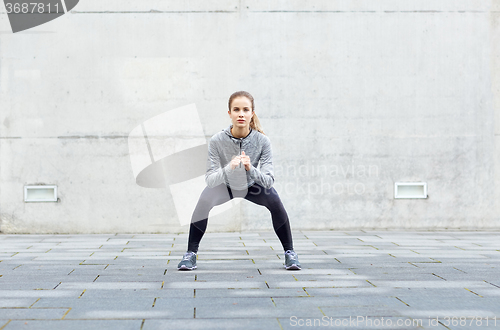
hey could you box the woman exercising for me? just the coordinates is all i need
[178,91,301,271]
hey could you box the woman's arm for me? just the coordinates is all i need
[205,138,232,188]
[249,137,275,189]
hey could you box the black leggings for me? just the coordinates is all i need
[187,183,294,253]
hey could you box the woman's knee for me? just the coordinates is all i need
[265,194,286,211]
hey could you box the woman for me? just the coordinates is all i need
[178,91,301,271]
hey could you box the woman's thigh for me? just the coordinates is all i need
[191,184,233,224]
[197,184,233,208]
[243,183,282,208]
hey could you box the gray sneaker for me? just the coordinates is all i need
[284,250,301,270]
[178,251,197,270]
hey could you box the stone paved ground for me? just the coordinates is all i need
[0,231,499,329]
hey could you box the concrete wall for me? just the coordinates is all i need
[0,0,499,233]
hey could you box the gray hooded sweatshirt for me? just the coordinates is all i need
[205,125,275,190]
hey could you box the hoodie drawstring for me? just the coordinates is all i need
[239,140,242,168]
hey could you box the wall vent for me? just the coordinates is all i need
[394,182,427,199]
[24,185,58,202]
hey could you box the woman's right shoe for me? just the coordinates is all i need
[284,250,301,270]
[178,251,197,270]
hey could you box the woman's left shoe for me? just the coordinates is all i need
[284,250,301,270]
[178,251,197,270]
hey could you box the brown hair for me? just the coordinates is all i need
[228,91,265,135]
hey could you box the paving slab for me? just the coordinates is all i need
[144,318,280,330]
[4,320,142,330]
[0,230,499,328]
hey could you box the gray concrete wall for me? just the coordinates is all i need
[0,0,499,233]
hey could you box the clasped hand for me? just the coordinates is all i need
[230,151,252,171]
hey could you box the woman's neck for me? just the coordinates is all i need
[231,125,250,139]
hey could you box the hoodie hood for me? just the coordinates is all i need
[224,125,254,142]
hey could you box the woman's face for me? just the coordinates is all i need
[228,96,254,130]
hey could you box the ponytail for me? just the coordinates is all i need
[228,90,265,135]
[249,112,265,135]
